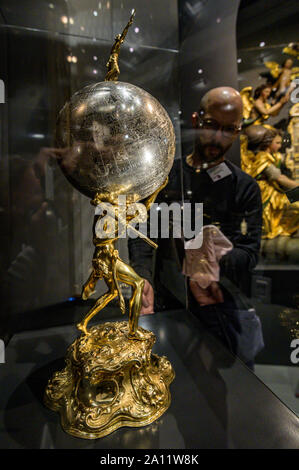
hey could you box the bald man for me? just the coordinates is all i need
[192,86,243,166]
[128,87,263,363]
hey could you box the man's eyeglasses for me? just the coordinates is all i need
[199,118,242,137]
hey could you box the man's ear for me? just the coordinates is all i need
[191,112,199,128]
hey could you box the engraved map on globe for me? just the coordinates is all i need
[56,81,176,202]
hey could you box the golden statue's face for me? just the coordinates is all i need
[261,87,271,99]
[269,135,282,153]
[285,59,293,69]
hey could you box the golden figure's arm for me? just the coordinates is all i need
[105,10,135,81]
[119,10,135,44]
[91,192,117,206]
[125,176,169,223]
[143,177,169,211]
[91,193,158,249]
[254,98,285,117]
[275,173,298,190]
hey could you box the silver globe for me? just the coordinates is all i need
[56,81,175,202]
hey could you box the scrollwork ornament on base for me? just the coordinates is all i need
[44,322,174,439]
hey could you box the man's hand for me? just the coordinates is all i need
[140,279,154,315]
[189,279,224,306]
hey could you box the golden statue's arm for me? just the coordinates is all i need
[90,192,158,249]
[90,177,168,249]
[119,10,135,45]
[91,191,117,206]
[124,176,169,224]
[105,10,136,82]
[143,176,169,211]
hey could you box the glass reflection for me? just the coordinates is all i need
[0,148,70,342]
[237,0,299,415]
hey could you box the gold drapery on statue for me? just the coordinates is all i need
[241,135,299,239]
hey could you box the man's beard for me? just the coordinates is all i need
[195,140,229,162]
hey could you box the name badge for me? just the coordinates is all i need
[207,162,232,182]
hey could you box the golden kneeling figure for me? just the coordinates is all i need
[77,242,146,341]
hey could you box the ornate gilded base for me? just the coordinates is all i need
[44,321,175,439]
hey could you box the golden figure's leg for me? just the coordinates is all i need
[115,259,145,339]
[77,279,117,334]
[128,277,145,338]
[81,269,99,300]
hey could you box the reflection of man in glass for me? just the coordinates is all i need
[128,87,263,365]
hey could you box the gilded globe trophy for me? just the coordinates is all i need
[44,11,176,439]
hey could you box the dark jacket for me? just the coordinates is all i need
[128,157,262,296]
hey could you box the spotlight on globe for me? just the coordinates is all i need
[56,81,176,202]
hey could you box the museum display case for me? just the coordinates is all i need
[0,0,298,449]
